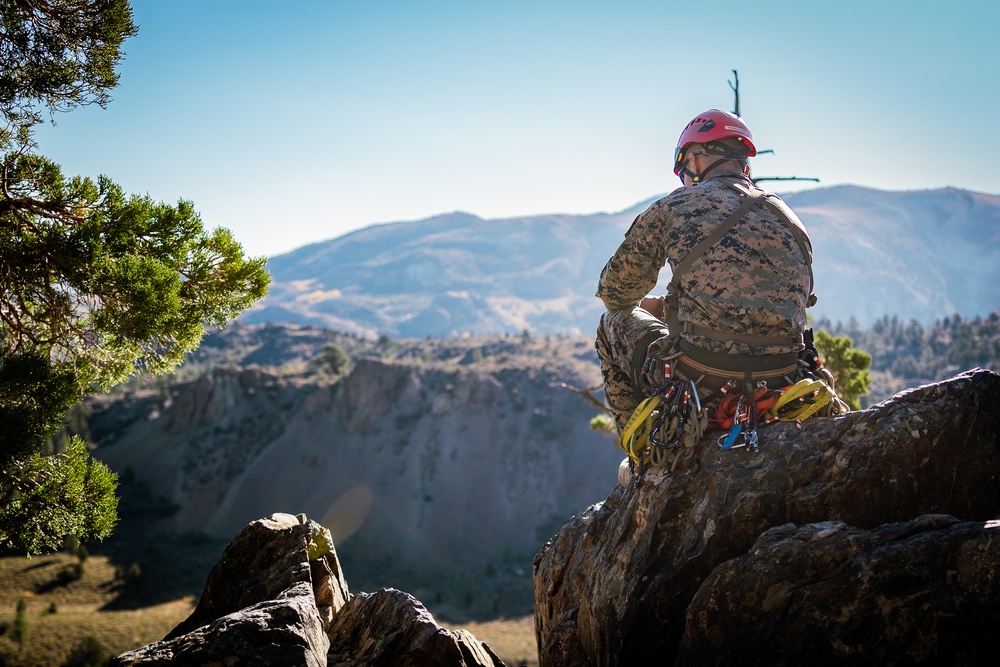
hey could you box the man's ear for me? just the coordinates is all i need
[743,164,751,176]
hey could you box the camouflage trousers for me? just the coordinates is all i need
[595,307,669,435]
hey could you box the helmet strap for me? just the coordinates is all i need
[680,157,729,185]
[702,143,749,161]
[677,143,748,185]
[697,158,730,182]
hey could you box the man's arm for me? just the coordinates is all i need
[596,210,666,311]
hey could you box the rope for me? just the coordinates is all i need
[620,377,708,472]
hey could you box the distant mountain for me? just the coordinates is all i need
[243,186,1000,336]
[782,186,1000,327]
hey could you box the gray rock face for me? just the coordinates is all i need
[114,581,330,667]
[90,340,620,583]
[113,513,340,666]
[533,369,1000,666]
[327,588,503,666]
[679,515,1000,666]
[112,512,502,667]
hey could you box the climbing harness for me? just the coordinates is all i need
[620,352,709,473]
[618,179,837,476]
[620,355,840,481]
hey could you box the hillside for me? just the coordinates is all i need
[243,186,1000,337]
[82,325,621,621]
[783,186,1000,326]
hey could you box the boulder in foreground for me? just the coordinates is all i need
[113,512,501,666]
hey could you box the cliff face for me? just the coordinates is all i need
[533,369,1000,666]
[89,334,622,582]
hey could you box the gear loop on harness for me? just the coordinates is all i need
[619,372,708,472]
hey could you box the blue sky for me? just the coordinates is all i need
[32,0,1000,257]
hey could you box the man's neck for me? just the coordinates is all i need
[702,168,748,183]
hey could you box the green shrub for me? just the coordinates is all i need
[316,343,351,376]
[54,562,84,586]
[61,635,110,667]
[10,599,28,648]
[814,329,872,410]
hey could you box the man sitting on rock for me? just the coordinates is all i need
[596,109,840,476]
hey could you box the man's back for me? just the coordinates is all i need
[597,171,812,355]
[658,173,812,355]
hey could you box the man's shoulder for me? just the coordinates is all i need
[665,178,747,212]
[646,184,706,212]
[638,176,775,223]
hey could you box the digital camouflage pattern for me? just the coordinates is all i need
[595,306,668,433]
[595,170,814,433]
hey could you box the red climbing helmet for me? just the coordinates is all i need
[673,109,757,175]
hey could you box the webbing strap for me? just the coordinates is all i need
[761,196,815,300]
[668,186,763,291]
[665,184,763,339]
[676,339,799,375]
[681,321,803,347]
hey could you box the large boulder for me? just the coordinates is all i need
[113,513,342,666]
[678,514,1000,666]
[533,369,1000,666]
[113,512,500,666]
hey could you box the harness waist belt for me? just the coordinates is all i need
[681,321,804,348]
[677,339,799,377]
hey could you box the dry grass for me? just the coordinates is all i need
[0,551,538,666]
[445,615,538,667]
[0,552,193,667]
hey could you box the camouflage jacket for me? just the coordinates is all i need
[596,171,813,355]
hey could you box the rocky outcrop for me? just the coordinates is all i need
[678,515,1000,666]
[162,512,350,640]
[113,512,502,666]
[533,369,1000,666]
[327,588,503,666]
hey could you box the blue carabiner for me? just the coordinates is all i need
[719,422,743,450]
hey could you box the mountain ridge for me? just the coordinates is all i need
[244,185,1000,337]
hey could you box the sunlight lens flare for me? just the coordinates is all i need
[321,486,375,543]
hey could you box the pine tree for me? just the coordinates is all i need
[1,1,269,554]
[814,330,872,410]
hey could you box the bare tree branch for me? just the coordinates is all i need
[560,382,610,412]
[729,69,740,117]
